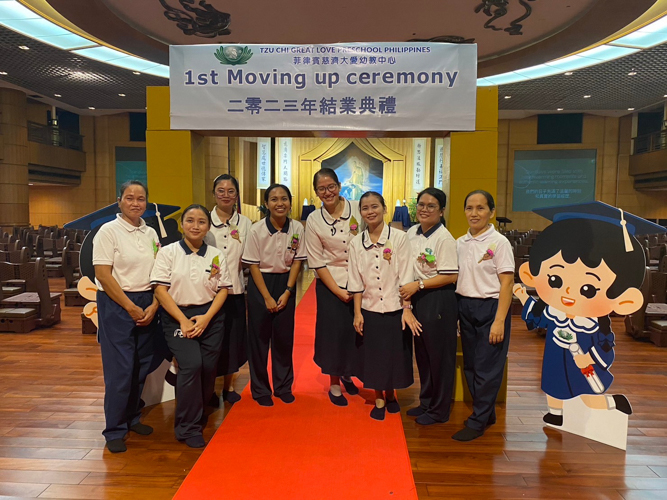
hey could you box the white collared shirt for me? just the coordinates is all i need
[406,223,458,281]
[242,218,307,273]
[92,213,160,292]
[456,224,514,299]
[206,208,252,295]
[305,198,361,288]
[150,240,232,306]
[348,223,412,313]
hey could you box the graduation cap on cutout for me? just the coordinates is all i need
[66,203,182,283]
[64,203,180,232]
[534,201,666,252]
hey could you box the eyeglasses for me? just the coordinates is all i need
[215,189,237,197]
[417,203,440,213]
[315,184,338,195]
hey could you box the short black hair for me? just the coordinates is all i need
[313,168,340,190]
[463,189,495,211]
[264,184,292,204]
[180,204,212,226]
[213,174,240,195]
[359,191,386,208]
[418,187,447,227]
[119,180,148,199]
[528,218,645,299]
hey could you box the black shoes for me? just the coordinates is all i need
[106,439,127,453]
[341,378,359,395]
[452,427,484,442]
[329,391,348,406]
[129,423,154,436]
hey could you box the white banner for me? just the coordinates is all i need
[170,43,477,131]
[413,139,426,193]
[434,138,444,189]
[257,138,270,189]
[279,138,292,188]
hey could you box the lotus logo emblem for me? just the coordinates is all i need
[214,45,253,65]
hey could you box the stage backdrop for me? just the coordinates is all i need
[169,42,477,131]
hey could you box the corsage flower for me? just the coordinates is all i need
[152,240,161,258]
[418,248,436,265]
[478,243,497,263]
[230,224,240,242]
[291,234,300,251]
[208,255,221,279]
[349,215,359,236]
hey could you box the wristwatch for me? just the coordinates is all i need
[286,285,296,293]
[418,279,425,290]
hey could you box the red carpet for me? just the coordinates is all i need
[174,283,418,499]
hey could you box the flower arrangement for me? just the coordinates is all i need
[478,243,497,263]
[383,247,392,262]
[230,224,240,241]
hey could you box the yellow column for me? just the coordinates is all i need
[146,87,206,212]
[0,89,29,226]
[448,87,499,239]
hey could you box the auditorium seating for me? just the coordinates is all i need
[0,258,61,331]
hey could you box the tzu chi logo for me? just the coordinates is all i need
[214,45,253,65]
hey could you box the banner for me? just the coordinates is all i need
[279,138,292,188]
[170,43,477,131]
[434,138,444,189]
[412,139,426,193]
[257,138,270,189]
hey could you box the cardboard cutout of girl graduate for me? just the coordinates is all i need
[513,202,666,449]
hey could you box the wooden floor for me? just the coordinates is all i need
[0,272,666,499]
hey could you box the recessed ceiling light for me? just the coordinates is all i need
[564,72,574,76]
[28,183,34,186]
[628,107,635,111]
[88,106,95,110]
[583,95,591,98]
[663,94,667,98]
[0,71,7,75]
[18,46,29,50]
[557,108,564,111]
[118,93,126,97]
[133,71,141,75]
[54,94,62,97]
[504,95,511,99]
[628,71,637,76]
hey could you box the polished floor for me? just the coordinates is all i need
[0,273,665,499]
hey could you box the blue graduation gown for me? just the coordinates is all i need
[521,297,615,400]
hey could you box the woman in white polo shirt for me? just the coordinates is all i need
[348,191,418,421]
[93,180,160,454]
[452,190,514,442]
[400,187,458,426]
[151,204,232,448]
[242,184,306,407]
[206,174,252,405]
[305,168,361,406]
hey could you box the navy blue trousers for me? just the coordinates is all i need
[246,272,295,400]
[97,290,157,441]
[457,295,511,432]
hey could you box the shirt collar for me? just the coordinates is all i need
[266,217,291,235]
[544,305,599,333]
[116,213,147,233]
[179,239,208,257]
[211,207,240,228]
[321,198,352,224]
[417,222,442,238]
[362,223,391,249]
[463,223,496,242]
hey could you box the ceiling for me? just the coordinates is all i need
[0,0,664,113]
[498,41,667,115]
